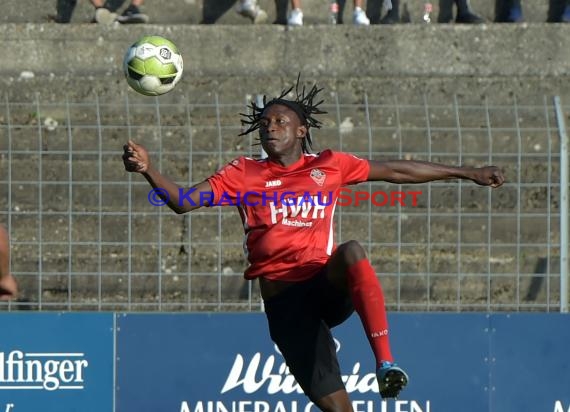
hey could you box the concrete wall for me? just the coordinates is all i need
[1,1,568,103]
[1,23,570,104]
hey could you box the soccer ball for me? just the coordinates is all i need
[123,35,183,96]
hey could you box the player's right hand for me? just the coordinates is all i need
[0,273,18,300]
[123,140,150,173]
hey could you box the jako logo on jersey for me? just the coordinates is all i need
[310,169,326,186]
[265,180,282,188]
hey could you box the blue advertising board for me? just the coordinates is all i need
[116,313,491,412]
[383,313,490,412]
[116,313,296,412]
[0,313,114,412]
[2,312,569,412]
[491,314,570,412]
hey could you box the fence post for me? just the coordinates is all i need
[554,96,569,313]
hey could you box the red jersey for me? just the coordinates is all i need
[206,149,370,281]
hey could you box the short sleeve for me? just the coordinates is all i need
[333,151,370,185]
[206,157,246,206]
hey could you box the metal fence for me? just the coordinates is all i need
[0,92,568,312]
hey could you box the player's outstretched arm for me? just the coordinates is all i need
[368,159,505,188]
[0,224,18,300]
[122,140,214,214]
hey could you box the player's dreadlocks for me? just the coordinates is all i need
[239,75,327,154]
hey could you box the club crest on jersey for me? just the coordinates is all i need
[310,169,326,186]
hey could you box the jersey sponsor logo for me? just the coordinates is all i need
[281,218,313,227]
[265,180,282,188]
[268,194,329,225]
[310,169,326,186]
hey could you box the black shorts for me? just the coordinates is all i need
[263,268,354,401]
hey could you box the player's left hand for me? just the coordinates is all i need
[0,273,18,300]
[472,166,505,188]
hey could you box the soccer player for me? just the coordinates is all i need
[122,79,504,411]
[0,224,18,300]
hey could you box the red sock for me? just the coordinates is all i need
[347,258,393,368]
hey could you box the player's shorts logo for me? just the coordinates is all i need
[310,169,326,186]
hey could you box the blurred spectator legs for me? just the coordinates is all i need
[116,0,149,24]
[54,0,78,23]
[547,0,570,22]
[438,0,484,23]
[52,0,147,23]
[287,0,303,26]
[379,0,400,24]
[236,0,268,24]
[495,0,523,22]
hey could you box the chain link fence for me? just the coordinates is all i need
[0,92,568,312]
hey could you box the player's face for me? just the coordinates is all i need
[259,104,306,158]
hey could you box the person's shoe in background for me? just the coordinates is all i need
[353,7,370,25]
[288,8,304,26]
[94,7,118,24]
[116,4,149,24]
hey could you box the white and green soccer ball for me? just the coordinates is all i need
[123,35,183,96]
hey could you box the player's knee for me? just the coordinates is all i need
[313,389,353,412]
[339,240,366,266]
